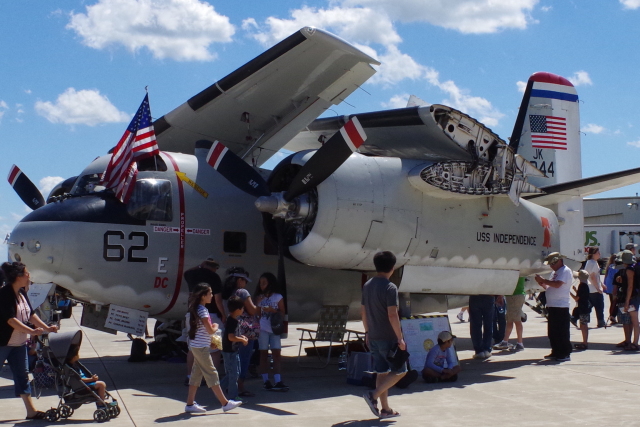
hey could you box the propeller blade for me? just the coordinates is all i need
[7,165,45,210]
[284,117,367,201]
[206,140,270,198]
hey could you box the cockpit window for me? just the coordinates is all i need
[126,179,173,222]
[72,173,107,195]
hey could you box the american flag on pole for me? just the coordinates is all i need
[529,114,567,150]
[101,94,159,203]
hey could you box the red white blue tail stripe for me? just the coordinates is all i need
[206,141,228,169]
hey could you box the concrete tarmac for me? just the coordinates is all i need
[2,303,640,426]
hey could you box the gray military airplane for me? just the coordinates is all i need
[7,27,640,329]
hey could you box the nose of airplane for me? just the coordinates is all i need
[8,215,66,284]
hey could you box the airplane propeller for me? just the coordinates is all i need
[7,165,45,210]
[205,117,367,327]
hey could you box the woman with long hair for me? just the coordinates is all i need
[0,262,58,420]
[254,272,288,391]
[185,283,241,413]
[221,267,259,398]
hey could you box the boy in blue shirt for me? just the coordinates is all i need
[421,331,461,383]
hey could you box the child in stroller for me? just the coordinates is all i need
[41,330,120,423]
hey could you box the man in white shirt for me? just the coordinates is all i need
[535,252,573,362]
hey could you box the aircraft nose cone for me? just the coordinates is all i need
[8,219,66,283]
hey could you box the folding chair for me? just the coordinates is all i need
[297,305,349,368]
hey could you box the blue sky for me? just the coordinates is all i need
[2,0,640,243]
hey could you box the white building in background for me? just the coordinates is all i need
[584,196,640,257]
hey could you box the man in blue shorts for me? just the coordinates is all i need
[361,251,406,419]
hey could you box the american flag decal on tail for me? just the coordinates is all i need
[529,114,567,150]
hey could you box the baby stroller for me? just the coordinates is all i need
[41,330,120,423]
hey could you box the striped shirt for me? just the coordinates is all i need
[187,305,212,348]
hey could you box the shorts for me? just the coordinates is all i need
[618,306,632,325]
[258,331,281,350]
[368,339,407,374]
[505,295,525,323]
[579,314,590,326]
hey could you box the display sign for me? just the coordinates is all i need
[104,304,149,337]
[400,314,457,370]
[27,283,55,309]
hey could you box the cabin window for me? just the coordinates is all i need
[127,179,173,222]
[224,232,247,254]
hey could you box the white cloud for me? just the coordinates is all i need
[628,139,640,148]
[621,0,640,9]
[35,88,130,126]
[245,6,401,48]
[39,176,65,197]
[245,2,506,126]
[67,0,235,61]
[382,94,410,109]
[0,100,8,109]
[341,0,539,34]
[541,5,552,12]
[516,81,527,93]
[24,89,32,94]
[568,70,592,86]
[581,123,604,134]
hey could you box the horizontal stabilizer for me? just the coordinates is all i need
[525,167,640,206]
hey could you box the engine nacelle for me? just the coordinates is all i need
[287,153,559,276]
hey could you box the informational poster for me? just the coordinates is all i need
[105,304,149,337]
[400,314,457,370]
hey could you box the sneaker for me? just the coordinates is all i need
[493,341,510,350]
[555,355,571,362]
[272,381,289,391]
[512,343,525,352]
[263,380,274,390]
[543,354,556,360]
[185,402,206,413]
[473,352,485,359]
[482,351,492,359]
[222,400,242,412]
[456,312,465,322]
[597,321,607,328]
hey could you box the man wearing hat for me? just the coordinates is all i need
[625,242,637,254]
[421,330,461,383]
[534,252,573,361]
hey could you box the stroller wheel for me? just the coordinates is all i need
[58,405,74,419]
[45,408,60,422]
[93,409,109,423]
[107,405,119,418]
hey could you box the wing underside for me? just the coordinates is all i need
[153,27,379,164]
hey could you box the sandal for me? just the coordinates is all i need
[26,411,46,420]
[616,341,629,348]
[380,408,401,419]
[625,343,639,351]
[363,391,379,417]
[238,391,255,397]
[574,343,588,350]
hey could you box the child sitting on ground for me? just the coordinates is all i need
[572,270,591,350]
[421,331,461,383]
[65,344,108,405]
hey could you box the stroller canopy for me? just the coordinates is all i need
[47,330,83,363]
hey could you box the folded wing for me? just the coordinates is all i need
[154,27,379,164]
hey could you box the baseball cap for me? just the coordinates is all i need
[231,272,251,282]
[204,257,219,268]
[617,250,636,267]
[625,243,638,250]
[438,331,456,342]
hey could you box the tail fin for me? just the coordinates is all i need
[511,72,583,260]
